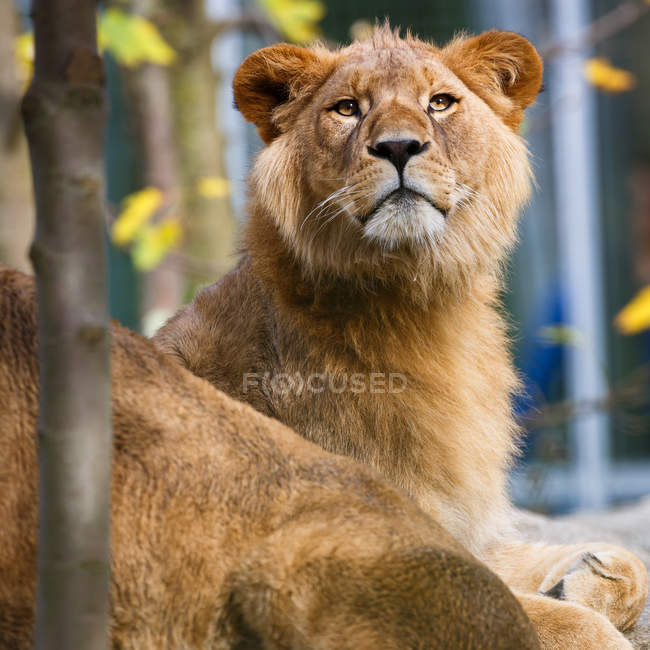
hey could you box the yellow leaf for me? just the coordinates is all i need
[111,187,163,246]
[14,32,34,86]
[131,218,182,271]
[615,286,650,335]
[584,58,636,93]
[99,8,175,67]
[257,0,325,43]
[537,325,585,347]
[129,14,176,65]
[196,176,230,199]
[16,10,176,79]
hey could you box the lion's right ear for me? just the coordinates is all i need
[233,44,333,144]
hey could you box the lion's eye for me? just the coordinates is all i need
[428,94,455,112]
[334,99,359,117]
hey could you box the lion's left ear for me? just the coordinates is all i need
[442,30,543,130]
[233,44,334,144]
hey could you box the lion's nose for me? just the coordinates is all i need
[368,139,429,176]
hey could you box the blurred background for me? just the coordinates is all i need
[2,0,649,513]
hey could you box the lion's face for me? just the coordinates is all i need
[235,28,543,287]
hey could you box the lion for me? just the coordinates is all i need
[0,265,543,649]
[153,26,648,648]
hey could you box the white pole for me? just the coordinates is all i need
[549,0,609,510]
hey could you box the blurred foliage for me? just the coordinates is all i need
[196,176,230,199]
[111,188,181,271]
[584,57,636,93]
[112,187,163,246]
[14,32,33,86]
[615,286,650,334]
[519,115,530,137]
[131,219,182,271]
[537,325,586,348]
[14,8,176,84]
[348,19,375,41]
[12,0,325,279]
[257,0,325,43]
[99,8,176,66]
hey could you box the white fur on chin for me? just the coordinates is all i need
[361,194,446,250]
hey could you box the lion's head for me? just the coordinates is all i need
[234,26,543,292]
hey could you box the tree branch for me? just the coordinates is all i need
[520,363,650,430]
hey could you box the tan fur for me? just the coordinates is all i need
[154,26,647,647]
[0,266,542,649]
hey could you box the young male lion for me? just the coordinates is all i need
[154,27,648,647]
[0,266,540,649]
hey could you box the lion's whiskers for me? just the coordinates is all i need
[301,184,370,233]
[308,192,370,242]
[300,184,369,231]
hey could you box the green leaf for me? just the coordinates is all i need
[111,187,163,246]
[257,0,325,43]
[196,176,230,199]
[14,32,34,86]
[131,219,182,271]
[537,324,585,348]
[99,8,175,67]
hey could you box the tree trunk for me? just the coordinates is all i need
[22,1,112,648]
[160,0,237,298]
[120,59,185,331]
[110,0,236,328]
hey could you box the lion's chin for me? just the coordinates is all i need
[361,193,446,251]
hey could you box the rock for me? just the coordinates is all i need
[515,496,650,649]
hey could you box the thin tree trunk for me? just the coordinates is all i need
[22,1,112,648]
[160,0,237,297]
[121,60,185,330]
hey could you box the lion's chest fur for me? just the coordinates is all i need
[154,263,520,556]
[265,298,518,554]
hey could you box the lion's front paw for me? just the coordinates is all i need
[539,545,648,631]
